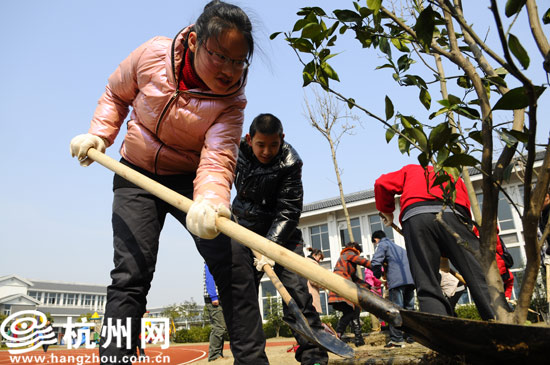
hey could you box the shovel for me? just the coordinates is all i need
[85,149,402,323]
[251,250,354,358]
[84,150,550,362]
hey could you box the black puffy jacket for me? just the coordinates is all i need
[232,138,304,245]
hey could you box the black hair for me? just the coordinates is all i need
[307,247,324,261]
[371,230,386,243]
[249,113,283,138]
[194,0,254,59]
[345,241,363,253]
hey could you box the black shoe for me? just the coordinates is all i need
[406,337,415,344]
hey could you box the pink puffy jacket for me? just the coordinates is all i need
[89,26,246,208]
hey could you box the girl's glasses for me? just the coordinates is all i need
[202,44,249,71]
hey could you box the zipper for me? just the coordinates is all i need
[153,90,180,174]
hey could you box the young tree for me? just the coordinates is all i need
[264,293,285,337]
[303,86,360,244]
[273,0,550,323]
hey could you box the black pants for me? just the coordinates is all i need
[402,212,495,320]
[332,302,360,334]
[275,243,329,365]
[99,186,267,364]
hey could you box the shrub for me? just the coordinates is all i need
[263,321,292,338]
[174,326,210,343]
[455,304,482,320]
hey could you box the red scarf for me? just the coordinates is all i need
[179,50,207,90]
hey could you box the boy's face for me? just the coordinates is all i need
[246,131,284,165]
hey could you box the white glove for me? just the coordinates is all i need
[380,212,394,227]
[254,255,275,272]
[186,195,231,239]
[70,133,107,166]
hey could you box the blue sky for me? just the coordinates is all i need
[1,1,548,308]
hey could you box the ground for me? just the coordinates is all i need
[192,331,462,365]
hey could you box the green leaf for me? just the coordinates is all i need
[429,123,452,151]
[367,0,382,13]
[333,9,362,22]
[347,97,356,109]
[417,152,430,167]
[385,96,394,120]
[508,33,530,69]
[493,86,546,110]
[270,32,282,40]
[392,38,411,53]
[412,127,428,151]
[293,19,312,32]
[400,115,412,129]
[386,126,396,143]
[457,76,472,89]
[468,130,483,144]
[428,107,449,120]
[505,0,527,17]
[398,135,411,155]
[419,88,431,110]
[543,8,550,24]
[503,163,515,182]
[455,106,480,120]
[448,94,462,106]
[292,38,314,53]
[497,129,519,147]
[443,153,479,168]
[379,36,391,57]
[486,75,507,88]
[505,129,529,143]
[321,62,340,81]
[397,55,412,72]
[302,23,323,39]
[415,5,435,51]
[432,173,451,187]
[302,71,314,87]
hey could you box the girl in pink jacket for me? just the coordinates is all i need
[70,2,269,364]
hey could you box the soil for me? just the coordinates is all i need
[192,331,463,365]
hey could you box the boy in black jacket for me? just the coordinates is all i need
[232,113,329,365]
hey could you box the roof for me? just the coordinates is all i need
[37,306,104,316]
[303,189,374,213]
[28,280,107,294]
[0,293,41,306]
[0,274,34,287]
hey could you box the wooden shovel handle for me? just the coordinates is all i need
[87,149,361,308]
[252,250,293,304]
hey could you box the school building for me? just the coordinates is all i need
[0,274,107,336]
[258,156,545,318]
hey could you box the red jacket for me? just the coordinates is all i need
[375,164,471,223]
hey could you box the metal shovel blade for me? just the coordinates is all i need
[399,309,550,364]
[285,298,355,358]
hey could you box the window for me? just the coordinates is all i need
[28,291,40,302]
[44,293,57,305]
[476,191,516,231]
[65,293,76,306]
[310,224,331,259]
[83,294,93,307]
[338,217,362,249]
[260,281,280,320]
[3,304,11,316]
[368,214,394,240]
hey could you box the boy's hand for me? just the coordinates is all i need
[254,255,275,271]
